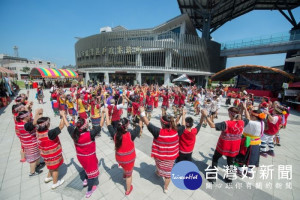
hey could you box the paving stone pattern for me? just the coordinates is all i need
[0,89,299,200]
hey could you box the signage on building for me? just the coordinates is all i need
[76,46,142,59]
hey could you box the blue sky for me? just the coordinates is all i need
[0,0,299,68]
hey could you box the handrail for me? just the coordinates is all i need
[221,31,300,50]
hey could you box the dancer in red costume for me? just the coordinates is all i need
[202,107,249,183]
[17,110,45,176]
[105,108,141,195]
[140,107,179,193]
[62,112,104,198]
[30,109,65,189]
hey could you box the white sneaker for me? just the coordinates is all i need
[44,177,53,183]
[51,179,64,189]
[163,188,169,194]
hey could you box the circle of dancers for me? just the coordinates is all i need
[11,83,290,198]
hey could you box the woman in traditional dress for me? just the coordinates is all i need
[140,107,179,193]
[235,103,265,178]
[145,90,154,120]
[12,103,27,162]
[105,108,141,195]
[35,109,65,189]
[153,88,159,108]
[160,89,170,116]
[16,110,45,176]
[202,107,248,183]
[62,112,103,198]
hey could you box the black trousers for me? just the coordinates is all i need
[212,150,235,168]
[85,174,97,191]
[176,152,192,162]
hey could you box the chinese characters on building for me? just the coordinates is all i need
[76,46,142,59]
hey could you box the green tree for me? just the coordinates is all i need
[21,66,31,73]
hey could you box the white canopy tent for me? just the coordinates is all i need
[172,74,193,83]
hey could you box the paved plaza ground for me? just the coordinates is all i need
[0,89,300,200]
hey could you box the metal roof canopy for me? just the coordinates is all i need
[177,0,300,40]
[211,65,296,81]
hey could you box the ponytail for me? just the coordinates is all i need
[115,118,129,151]
[72,118,87,143]
[161,115,177,131]
[170,116,177,131]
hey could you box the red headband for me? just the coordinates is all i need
[19,112,30,119]
[160,117,170,125]
[38,119,50,128]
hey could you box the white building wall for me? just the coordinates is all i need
[1,59,57,80]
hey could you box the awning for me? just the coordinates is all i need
[30,68,78,78]
[172,74,193,83]
[0,67,15,75]
[289,82,300,88]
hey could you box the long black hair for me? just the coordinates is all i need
[115,118,129,151]
[72,117,88,143]
[37,117,50,132]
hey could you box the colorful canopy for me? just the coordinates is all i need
[30,68,78,78]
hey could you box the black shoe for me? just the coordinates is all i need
[36,162,45,172]
[29,170,43,177]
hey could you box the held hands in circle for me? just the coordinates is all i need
[59,110,65,117]
[201,109,208,117]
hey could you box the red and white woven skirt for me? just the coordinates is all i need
[154,158,175,178]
